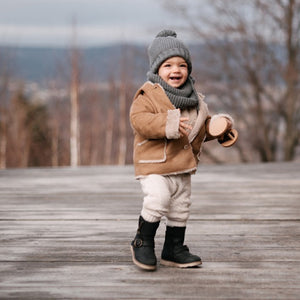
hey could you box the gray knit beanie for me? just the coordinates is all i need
[148,29,192,74]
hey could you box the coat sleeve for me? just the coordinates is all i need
[130,94,170,139]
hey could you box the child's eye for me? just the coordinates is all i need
[164,64,171,67]
[180,64,187,68]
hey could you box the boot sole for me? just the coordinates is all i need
[160,258,202,268]
[130,246,156,271]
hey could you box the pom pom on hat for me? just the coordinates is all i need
[156,29,177,38]
[148,29,192,74]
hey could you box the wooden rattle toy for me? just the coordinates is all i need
[207,115,238,147]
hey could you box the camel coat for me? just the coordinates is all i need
[130,81,210,178]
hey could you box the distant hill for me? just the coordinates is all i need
[0,44,150,85]
[0,44,208,85]
[1,42,284,87]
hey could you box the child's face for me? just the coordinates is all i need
[158,56,188,88]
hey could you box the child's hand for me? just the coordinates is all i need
[179,117,192,137]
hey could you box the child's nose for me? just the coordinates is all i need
[172,65,180,72]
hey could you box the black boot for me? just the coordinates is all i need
[161,226,202,268]
[131,216,160,271]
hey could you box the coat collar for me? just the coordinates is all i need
[134,81,175,110]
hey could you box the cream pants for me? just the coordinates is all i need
[140,173,192,227]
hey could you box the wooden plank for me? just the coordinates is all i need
[0,262,299,299]
[0,220,299,263]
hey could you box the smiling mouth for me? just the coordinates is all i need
[170,76,182,81]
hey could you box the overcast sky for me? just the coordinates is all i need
[0,0,192,47]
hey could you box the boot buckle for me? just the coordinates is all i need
[133,238,143,248]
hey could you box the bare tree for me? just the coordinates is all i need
[118,45,136,165]
[104,78,116,165]
[69,20,81,167]
[165,0,300,162]
[118,82,127,165]
[0,49,13,169]
[0,68,9,169]
[48,80,64,167]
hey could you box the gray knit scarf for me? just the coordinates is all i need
[147,71,199,110]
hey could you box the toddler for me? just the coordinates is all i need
[130,29,235,270]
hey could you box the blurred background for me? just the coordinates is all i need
[0,0,299,168]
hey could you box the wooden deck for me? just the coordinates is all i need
[0,162,299,299]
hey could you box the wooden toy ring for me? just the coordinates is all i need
[208,116,231,137]
[218,129,238,147]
